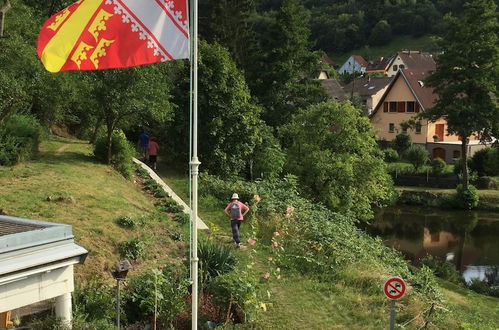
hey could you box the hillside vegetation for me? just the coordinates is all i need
[1,138,498,328]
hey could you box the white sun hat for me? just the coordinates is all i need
[231,193,239,200]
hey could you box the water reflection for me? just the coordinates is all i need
[366,206,499,283]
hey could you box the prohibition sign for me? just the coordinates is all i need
[383,277,406,300]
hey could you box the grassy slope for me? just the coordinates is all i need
[159,166,499,329]
[0,137,187,279]
[330,35,439,64]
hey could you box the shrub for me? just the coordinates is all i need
[208,270,259,323]
[118,237,146,260]
[0,114,43,166]
[198,240,237,285]
[469,147,493,176]
[468,278,490,295]
[405,144,429,170]
[453,184,479,210]
[383,148,399,163]
[134,165,150,179]
[73,276,116,323]
[115,216,139,229]
[431,157,447,175]
[124,269,188,328]
[94,130,135,178]
[173,213,189,225]
[160,198,184,213]
[484,148,499,176]
[391,133,411,154]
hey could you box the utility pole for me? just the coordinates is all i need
[0,0,11,38]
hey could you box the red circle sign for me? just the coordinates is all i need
[383,277,406,300]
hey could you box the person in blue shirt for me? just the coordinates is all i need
[138,132,149,162]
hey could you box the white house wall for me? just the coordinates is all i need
[0,265,74,313]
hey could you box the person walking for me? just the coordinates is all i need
[148,136,159,170]
[138,131,149,162]
[224,193,249,249]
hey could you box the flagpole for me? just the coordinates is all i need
[190,0,200,326]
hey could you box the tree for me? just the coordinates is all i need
[405,144,429,171]
[169,41,264,177]
[250,0,326,127]
[422,0,499,188]
[368,20,392,46]
[90,65,173,163]
[281,100,395,221]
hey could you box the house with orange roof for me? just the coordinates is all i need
[337,55,368,75]
[370,69,485,163]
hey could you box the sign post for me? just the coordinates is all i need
[383,277,406,330]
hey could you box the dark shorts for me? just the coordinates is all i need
[149,155,157,162]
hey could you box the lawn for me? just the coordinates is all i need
[0,136,187,278]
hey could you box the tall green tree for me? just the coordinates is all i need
[250,0,326,127]
[199,0,256,70]
[422,0,499,188]
[169,41,264,177]
[281,100,395,221]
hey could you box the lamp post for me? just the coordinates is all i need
[111,260,132,330]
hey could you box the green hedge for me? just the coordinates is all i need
[0,114,43,166]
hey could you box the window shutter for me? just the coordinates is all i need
[397,102,405,112]
[415,103,420,113]
[383,102,388,112]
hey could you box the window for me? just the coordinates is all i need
[407,101,415,113]
[389,102,397,112]
[415,124,422,134]
[402,126,408,134]
[393,65,398,71]
[389,123,395,133]
[399,64,405,69]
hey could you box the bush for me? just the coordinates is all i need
[431,157,447,175]
[208,270,259,323]
[173,213,189,225]
[0,114,43,166]
[115,216,139,229]
[118,237,146,260]
[484,148,499,176]
[159,198,184,213]
[405,144,429,170]
[198,240,237,285]
[94,130,135,178]
[383,148,399,162]
[469,148,493,176]
[453,184,479,210]
[391,134,411,155]
[124,269,188,328]
[73,276,116,323]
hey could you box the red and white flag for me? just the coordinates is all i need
[37,0,189,72]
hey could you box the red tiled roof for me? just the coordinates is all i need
[370,69,437,118]
[352,55,368,67]
[366,57,392,72]
[395,50,436,71]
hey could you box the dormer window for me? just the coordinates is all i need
[399,64,405,69]
[393,65,398,71]
[418,81,424,87]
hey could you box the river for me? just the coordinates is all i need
[366,206,499,283]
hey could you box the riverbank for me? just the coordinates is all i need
[397,186,499,211]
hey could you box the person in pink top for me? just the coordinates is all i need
[148,136,159,170]
[224,193,249,249]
